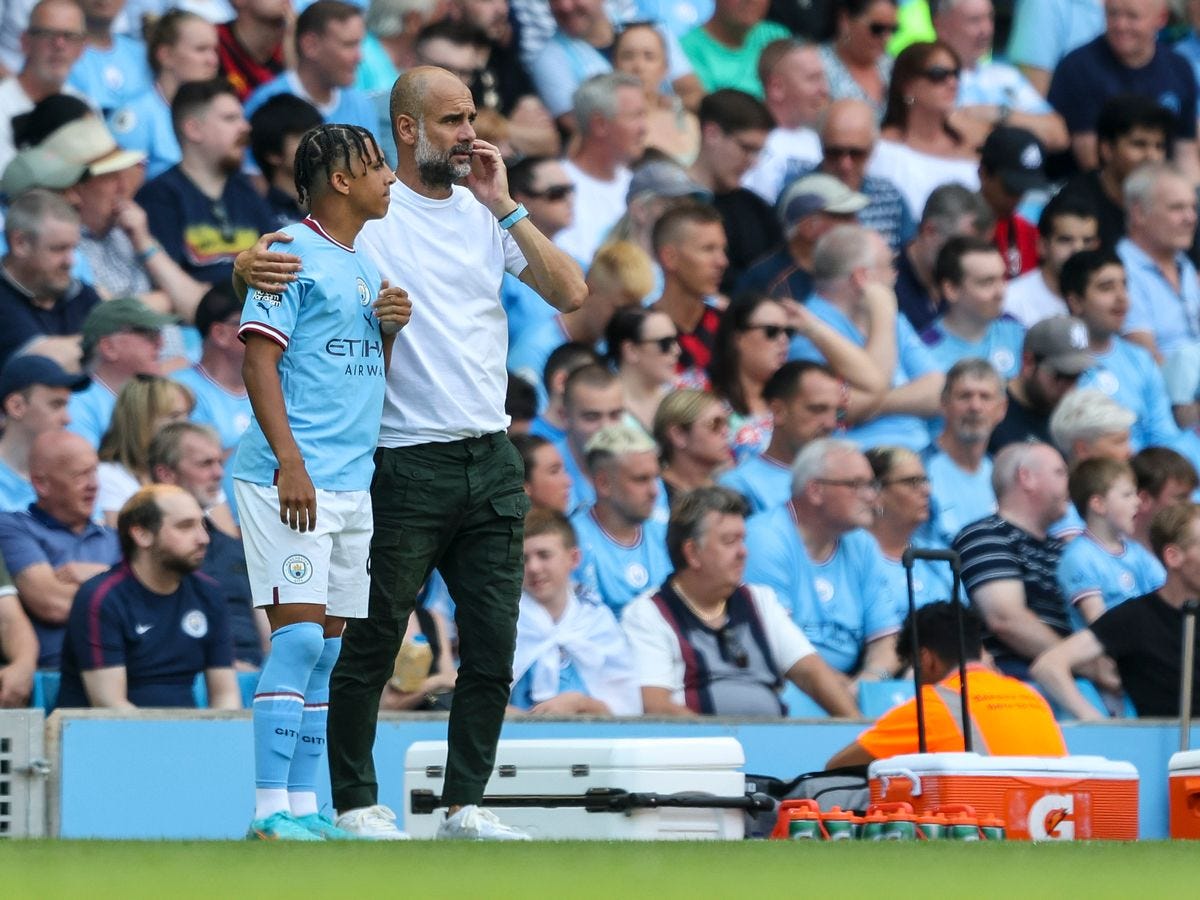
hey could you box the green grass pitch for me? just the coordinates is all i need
[4,841,1197,899]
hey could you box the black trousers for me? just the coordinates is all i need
[328,432,529,811]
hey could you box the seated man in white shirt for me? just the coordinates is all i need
[1004,191,1101,328]
[510,508,641,715]
[621,485,859,717]
[553,72,647,266]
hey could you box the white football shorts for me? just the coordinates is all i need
[234,479,372,619]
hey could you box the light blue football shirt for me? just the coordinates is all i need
[0,459,34,513]
[921,316,1025,380]
[1078,336,1181,452]
[743,503,900,672]
[233,219,385,492]
[66,35,153,112]
[571,508,672,617]
[923,447,996,545]
[66,380,116,448]
[1056,530,1165,630]
[108,89,179,180]
[171,365,252,451]
[717,451,792,514]
[790,295,941,452]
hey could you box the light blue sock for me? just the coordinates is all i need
[253,621,324,818]
[288,636,341,817]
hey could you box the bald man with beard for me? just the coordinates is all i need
[234,66,585,840]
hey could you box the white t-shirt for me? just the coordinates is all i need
[620,582,815,704]
[867,139,980,221]
[741,126,822,204]
[1003,268,1067,328]
[553,158,632,267]
[358,180,529,447]
[97,462,141,517]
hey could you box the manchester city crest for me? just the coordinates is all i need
[182,609,208,638]
[283,554,314,584]
[357,277,371,306]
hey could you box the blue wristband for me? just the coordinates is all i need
[498,203,529,230]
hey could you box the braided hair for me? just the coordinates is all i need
[293,123,381,211]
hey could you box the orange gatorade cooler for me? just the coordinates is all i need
[868,752,1139,840]
[1168,749,1200,839]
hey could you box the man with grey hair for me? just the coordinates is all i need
[571,424,670,617]
[1117,162,1200,360]
[794,224,944,452]
[895,183,994,332]
[623,485,859,717]
[925,357,1006,545]
[553,71,647,266]
[0,188,101,371]
[953,440,1073,677]
[744,437,901,685]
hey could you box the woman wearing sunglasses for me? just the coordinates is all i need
[707,293,794,459]
[869,40,981,222]
[605,306,682,434]
[820,0,899,121]
[865,445,953,614]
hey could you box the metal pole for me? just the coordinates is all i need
[902,547,926,754]
[1180,600,1199,753]
[951,555,971,753]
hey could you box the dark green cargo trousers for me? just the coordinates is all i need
[328,432,530,811]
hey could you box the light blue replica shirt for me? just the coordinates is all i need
[1118,237,1200,355]
[1078,335,1180,451]
[66,34,153,112]
[1006,0,1105,74]
[791,295,941,452]
[108,89,179,180]
[717,451,792,514]
[233,218,385,492]
[743,502,900,673]
[1056,530,1165,630]
[879,542,956,620]
[922,447,995,545]
[508,315,570,413]
[66,380,116,448]
[921,315,1025,380]
[0,459,34,513]
[570,508,672,617]
[958,60,1054,113]
[171,365,252,452]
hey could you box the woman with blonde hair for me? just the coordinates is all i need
[97,376,197,526]
[653,388,732,509]
[613,22,700,164]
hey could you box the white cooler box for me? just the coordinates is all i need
[404,737,747,840]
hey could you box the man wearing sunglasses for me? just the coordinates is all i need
[623,485,858,717]
[0,0,88,174]
[775,99,913,253]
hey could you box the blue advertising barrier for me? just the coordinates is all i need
[52,713,1198,840]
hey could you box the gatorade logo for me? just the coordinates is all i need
[1028,793,1075,840]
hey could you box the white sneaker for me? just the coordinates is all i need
[436,805,532,841]
[334,804,411,840]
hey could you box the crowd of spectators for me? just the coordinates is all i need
[0,0,1199,725]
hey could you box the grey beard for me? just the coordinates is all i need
[415,124,471,189]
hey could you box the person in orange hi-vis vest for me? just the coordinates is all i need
[826,601,1066,767]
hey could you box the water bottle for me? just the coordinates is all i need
[391,632,432,693]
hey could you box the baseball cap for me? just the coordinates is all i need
[777,173,868,230]
[980,126,1048,196]
[81,297,177,358]
[0,354,90,401]
[627,160,712,204]
[1023,316,1092,375]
